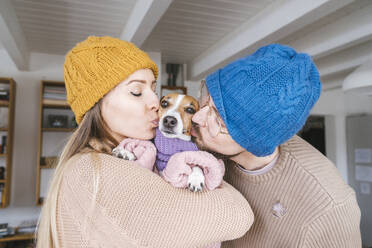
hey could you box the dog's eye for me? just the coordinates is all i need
[185,107,196,114]
[161,101,168,108]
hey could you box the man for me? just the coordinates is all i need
[191,44,361,247]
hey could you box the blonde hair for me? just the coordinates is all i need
[36,101,118,248]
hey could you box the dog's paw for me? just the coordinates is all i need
[187,166,205,192]
[112,147,136,160]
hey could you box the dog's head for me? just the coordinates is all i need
[158,93,199,141]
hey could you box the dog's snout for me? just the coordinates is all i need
[163,116,177,128]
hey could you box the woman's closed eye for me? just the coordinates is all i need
[131,91,142,97]
[130,85,142,97]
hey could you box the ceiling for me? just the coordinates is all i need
[1,0,372,85]
[142,0,275,63]
[11,0,137,54]
[278,0,371,49]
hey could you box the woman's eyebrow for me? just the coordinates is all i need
[128,80,146,84]
[127,80,157,85]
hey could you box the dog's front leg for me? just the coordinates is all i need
[187,166,205,192]
[112,146,136,161]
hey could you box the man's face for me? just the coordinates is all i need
[191,96,245,157]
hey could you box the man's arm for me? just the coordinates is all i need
[302,194,362,248]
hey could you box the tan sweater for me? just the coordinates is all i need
[56,152,254,248]
[222,135,362,247]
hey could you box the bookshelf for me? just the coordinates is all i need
[0,78,16,208]
[36,81,76,205]
[0,233,34,242]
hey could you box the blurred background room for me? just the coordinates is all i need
[0,0,372,247]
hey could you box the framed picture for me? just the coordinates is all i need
[161,86,187,97]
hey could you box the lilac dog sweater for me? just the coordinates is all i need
[154,128,198,172]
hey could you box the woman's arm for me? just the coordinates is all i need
[59,152,254,248]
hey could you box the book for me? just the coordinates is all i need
[43,99,69,106]
[0,185,3,205]
[17,226,36,234]
[0,89,9,101]
[17,219,37,234]
[44,88,66,94]
[44,86,66,92]
[1,136,6,154]
[43,93,67,100]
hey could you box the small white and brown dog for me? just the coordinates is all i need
[113,93,208,192]
[157,93,206,192]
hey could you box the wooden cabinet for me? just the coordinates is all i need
[0,78,16,208]
[35,81,75,205]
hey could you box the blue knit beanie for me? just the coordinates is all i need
[206,44,322,157]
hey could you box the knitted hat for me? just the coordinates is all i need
[64,36,158,124]
[206,44,322,157]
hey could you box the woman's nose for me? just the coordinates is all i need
[192,106,208,126]
[147,90,159,111]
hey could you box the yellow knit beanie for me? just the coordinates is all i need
[64,36,158,124]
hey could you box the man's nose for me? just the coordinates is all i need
[192,107,208,126]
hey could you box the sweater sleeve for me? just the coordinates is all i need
[58,152,254,248]
[302,193,362,248]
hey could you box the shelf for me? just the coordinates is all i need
[42,127,76,132]
[37,81,71,206]
[42,99,69,109]
[0,100,9,107]
[42,103,70,109]
[0,233,34,242]
[40,164,56,169]
[0,78,14,208]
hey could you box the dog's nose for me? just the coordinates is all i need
[163,116,177,128]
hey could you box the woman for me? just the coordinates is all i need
[36,36,254,248]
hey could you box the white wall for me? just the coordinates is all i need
[0,48,162,227]
[148,52,162,96]
[312,74,372,183]
[184,80,200,99]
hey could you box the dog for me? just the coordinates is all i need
[156,93,206,192]
[113,93,224,193]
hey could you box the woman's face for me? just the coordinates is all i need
[101,69,159,142]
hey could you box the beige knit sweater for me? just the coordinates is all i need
[56,152,254,248]
[222,135,362,247]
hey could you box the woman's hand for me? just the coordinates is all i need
[114,138,157,171]
[162,151,225,190]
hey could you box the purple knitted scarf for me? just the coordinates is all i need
[154,128,198,171]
